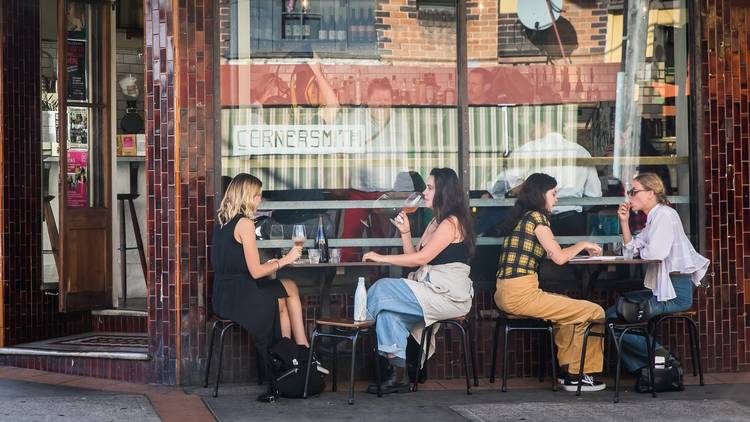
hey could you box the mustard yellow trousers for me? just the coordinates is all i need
[494,274,604,375]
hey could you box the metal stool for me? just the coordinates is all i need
[653,311,704,386]
[117,193,147,305]
[489,311,557,392]
[303,318,382,405]
[578,318,656,403]
[203,316,264,397]
[411,316,479,395]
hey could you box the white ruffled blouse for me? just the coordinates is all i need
[624,204,710,302]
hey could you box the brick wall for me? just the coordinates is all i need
[699,0,750,372]
[498,0,609,64]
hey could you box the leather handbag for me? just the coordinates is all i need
[615,295,655,323]
[635,357,685,393]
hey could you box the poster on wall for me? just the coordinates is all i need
[68,107,88,146]
[66,150,89,208]
[67,40,87,101]
[66,2,86,39]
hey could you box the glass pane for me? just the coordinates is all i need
[41,0,60,286]
[220,0,458,260]
[470,0,692,241]
[64,0,105,208]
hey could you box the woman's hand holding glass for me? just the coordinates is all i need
[282,245,303,265]
[390,210,411,235]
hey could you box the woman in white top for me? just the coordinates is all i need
[610,172,710,373]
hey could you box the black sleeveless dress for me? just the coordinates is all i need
[211,214,289,362]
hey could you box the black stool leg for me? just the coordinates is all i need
[501,325,510,392]
[203,319,220,388]
[348,330,360,405]
[371,329,382,397]
[610,324,623,403]
[332,340,339,392]
[647,328,657,398]
[537,333,545,382]
[411,325,431,392]
[303,328,319,399]
[489,318,501,384]
[575,325,592,397]
[687,318,704,386]
[548,327,557,392]
[466,321,479,387]
[454,322,472,395]
[213,323,234,398]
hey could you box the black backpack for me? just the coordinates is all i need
[269,338,325,398]
[635,356,684,393]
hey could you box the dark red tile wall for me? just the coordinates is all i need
[0,355,148,383]
[92,315,148,333]
[699,0,750,373]
[144,0,216,384]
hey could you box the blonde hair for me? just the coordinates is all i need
[633,172,669,205]
[217,173,263,226]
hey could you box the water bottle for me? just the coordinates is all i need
[353,277,368,321]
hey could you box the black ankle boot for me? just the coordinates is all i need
[257,385,279,403]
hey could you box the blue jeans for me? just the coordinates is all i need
[605,274,694,372]
[367,278,424,368]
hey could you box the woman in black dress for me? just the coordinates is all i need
[211,173,307,402]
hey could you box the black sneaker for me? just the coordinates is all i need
[560,373,606,392]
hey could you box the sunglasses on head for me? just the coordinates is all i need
[626,188,650,197]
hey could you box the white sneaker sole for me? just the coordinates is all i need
[561,382,607,392]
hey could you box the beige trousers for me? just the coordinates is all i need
[494,274,604,375]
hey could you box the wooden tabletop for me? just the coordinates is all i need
[567,256,661,265]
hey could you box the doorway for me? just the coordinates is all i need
[40,0,147,314]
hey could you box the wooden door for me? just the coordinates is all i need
[57,0,112,312]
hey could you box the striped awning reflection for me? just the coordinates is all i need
[221,104,577,190]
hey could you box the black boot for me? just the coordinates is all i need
[257,384,279,403]
[367,358,407,394]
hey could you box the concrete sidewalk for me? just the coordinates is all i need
[195,373,750,422]
[0,366,214,422]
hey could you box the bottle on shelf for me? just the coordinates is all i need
[328,7,337,41]
[349,8,359,43]
[366,7,376,42]
[353,277,368,321]
[318,11,328,41]
[445,73,456,105]
[336,10,347,42]
[315,215,329,263]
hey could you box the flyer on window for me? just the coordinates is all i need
[68,107,88,146]
[66,40,87,101]
[66,150,88,208]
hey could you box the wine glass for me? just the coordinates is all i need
[291,224,307,263]
[403,192,422,214]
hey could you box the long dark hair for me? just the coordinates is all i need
[429,168,476,256]
[499,173,557,235]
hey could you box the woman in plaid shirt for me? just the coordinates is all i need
[495,173,607,392]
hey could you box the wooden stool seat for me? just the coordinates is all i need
[315,318,375,329]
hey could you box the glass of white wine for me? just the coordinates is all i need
[402,192,422,214]
[291,224,306,263]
